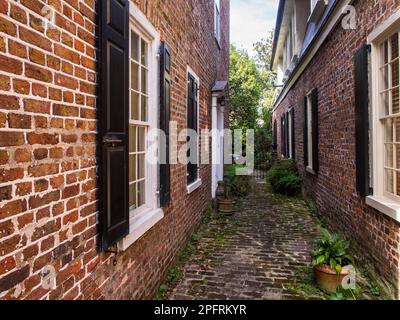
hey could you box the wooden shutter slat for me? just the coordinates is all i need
[160,42,171,207]
[100,0,130,251]
[311,88,319,172]
[355,44,372,196]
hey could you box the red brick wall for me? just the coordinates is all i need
[0,0,229,300]
[273,0,400,298]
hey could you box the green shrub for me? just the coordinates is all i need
[266,159,302,196]
[274,174,302,196]
[229,175,251,198]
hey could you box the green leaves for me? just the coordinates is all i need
[266,159,302,196]
[310,229,354,275]
[229,45,263,130]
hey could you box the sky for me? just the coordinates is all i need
[230,0,279,57]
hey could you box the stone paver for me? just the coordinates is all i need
[168,178,323,300]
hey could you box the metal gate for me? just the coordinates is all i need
[251,128,274,180]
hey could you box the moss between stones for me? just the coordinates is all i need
[154,206,240,300]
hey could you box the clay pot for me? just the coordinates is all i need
[217,197,236,215]
[314,265,351,294]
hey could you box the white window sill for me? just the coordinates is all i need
[306,167,317,175]
[117,208,164,251]
[366,195,400,223]
[187,179,202,194]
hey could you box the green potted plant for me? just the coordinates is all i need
[217,176,236,215]
[310,229,354,294]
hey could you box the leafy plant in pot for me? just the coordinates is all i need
[310,229,354,294]
[217,176,236,215]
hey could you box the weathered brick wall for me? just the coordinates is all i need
[0,0,229,300]
[273,0,400,298]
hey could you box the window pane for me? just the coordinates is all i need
[396,145,400,169]
[131,91,139,120]
[383,40,389,65]
[397,172,400,196]
[138,180,145,207]
[395,118,400,142]
[392,60,399,89]
[138,154,145,180]
[392,87,400,114]
[141,96,147,122]
[129,126,137,153]
[129,155,136,182]
[381,91,390,116]
[129,183,137,210]
[141,67,147,94]
[131,31,139,61]
[385,144,394,167]
[381,65,389,91]
[385,118,393,142]
[390,33,399,62]
[131,62,139,91]
[138,127,146,152]
[141,39,148,66]
[386,169,394,194]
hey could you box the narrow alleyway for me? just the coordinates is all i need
[168,178,323,300]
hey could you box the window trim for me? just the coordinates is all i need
[366,11,400,223]
[186,66,201,192]
[305,91,314,172]
[308,0,327,23]
[119,4,164,251]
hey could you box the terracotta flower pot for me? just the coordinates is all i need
[217,197,236,215]
[314,265,351,294]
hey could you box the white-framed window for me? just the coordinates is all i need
[214,0,221,47]
[366,11,400,222]
[119,5,164,250]
[130,28,149,212]
[306,92,314,170]
[377,32,400,201]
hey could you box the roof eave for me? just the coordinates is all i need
[270,0,286,71]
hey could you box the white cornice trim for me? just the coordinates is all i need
[272,0,351,112]
[367,10,400,44]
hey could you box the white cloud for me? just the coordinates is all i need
[230,0,279,57]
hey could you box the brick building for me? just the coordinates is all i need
[271,0,400,298]
[0,0,230,299]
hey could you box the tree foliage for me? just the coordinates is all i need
[253,30,277,130]
[229,31,277,167]
[229,45,262,130]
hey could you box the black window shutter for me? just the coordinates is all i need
[286,111,290,158]
[303,96,308,167]
[100,0,130,251]
[311,88,319,172]
[291,108,295,158]
[355,44,371,196]
[160,42,171,207]
[187,74,198,185]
